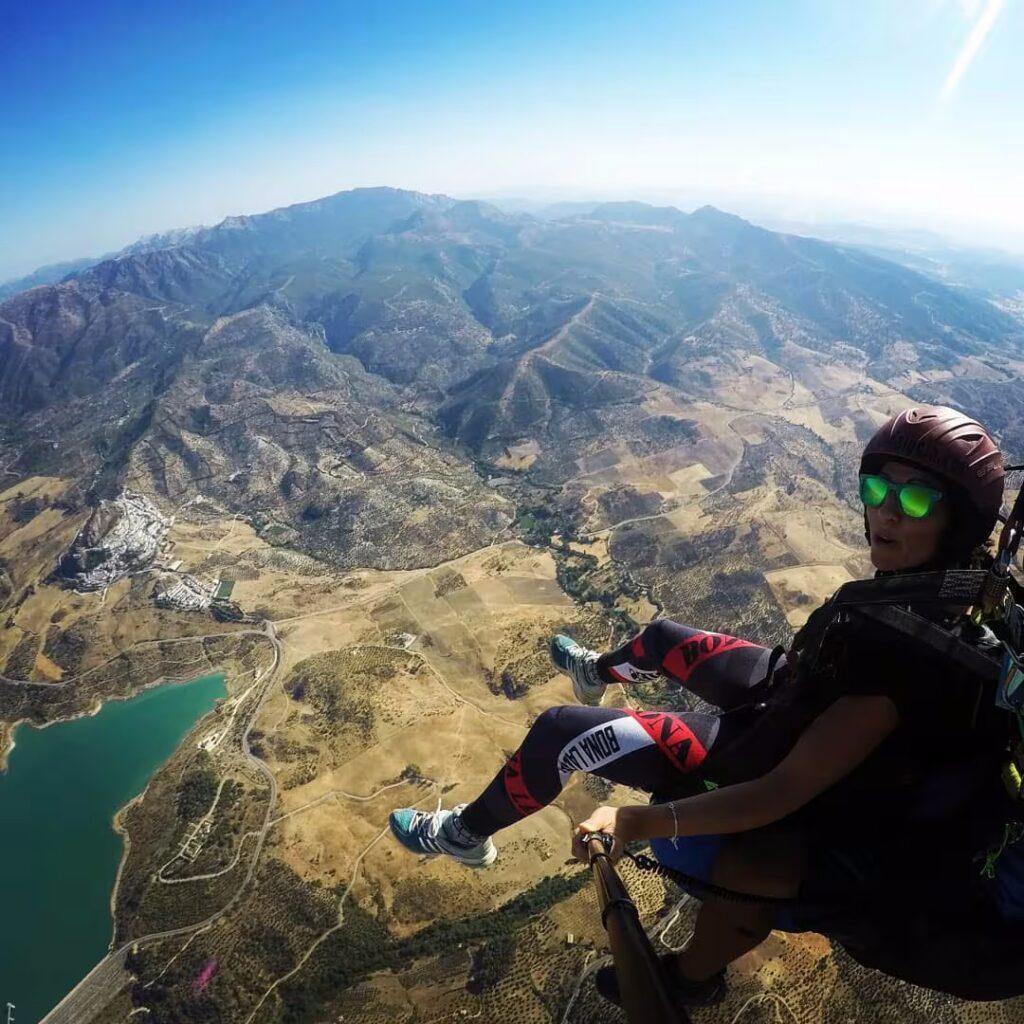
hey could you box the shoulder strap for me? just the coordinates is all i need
[850,604,1002,683]
[832,570,989,609]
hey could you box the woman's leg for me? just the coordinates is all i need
[455,704,720,838]
[596,618,782,710]
[674,828,805,981]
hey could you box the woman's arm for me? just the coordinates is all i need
[574,694,899,859]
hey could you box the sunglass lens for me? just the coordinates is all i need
[899,485,934,519]
[860,475,888,508]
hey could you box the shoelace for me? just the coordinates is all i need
[427,798,444,836]
[408,799,445,839]
[572,652,601,687]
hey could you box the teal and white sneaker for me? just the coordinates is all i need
[388,803,497,867]
[550,634,607,706]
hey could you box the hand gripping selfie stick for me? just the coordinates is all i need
[583,832,683,1024]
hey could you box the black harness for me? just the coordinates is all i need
[790,567,1024,810]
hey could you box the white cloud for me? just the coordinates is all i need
[941,0,1005,99]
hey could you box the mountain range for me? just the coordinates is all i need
[2,187,1022,570]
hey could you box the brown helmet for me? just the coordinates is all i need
[859,405,1004,559]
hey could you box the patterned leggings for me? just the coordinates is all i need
[459,620,784,837]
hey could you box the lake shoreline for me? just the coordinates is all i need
[0,669,228,773]
[0,672,227,1024]
[110,791,146,949]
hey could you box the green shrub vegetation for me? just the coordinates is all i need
[131,868,588,1024]
[466,934,518,994]
[176,751,218,820]
[276,871,589,1023]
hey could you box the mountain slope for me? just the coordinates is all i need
[124,306,511,567]
[0,256,102,302]
[3,187,1022,568]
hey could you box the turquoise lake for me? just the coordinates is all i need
[0,673,226,1024]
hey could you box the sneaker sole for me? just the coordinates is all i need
[460,844,498,868]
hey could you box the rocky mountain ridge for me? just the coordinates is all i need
[2,187,1022,571]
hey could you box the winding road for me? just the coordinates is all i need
[38,621,282,1024]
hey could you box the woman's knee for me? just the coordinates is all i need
[636,617,707,664]
[521,706,628,763]
[524,705,583,749]
[531,705,570,732]
[641,617,693,647]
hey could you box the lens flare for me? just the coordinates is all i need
[191,958,219,996]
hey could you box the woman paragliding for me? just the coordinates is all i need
[390,405,1024,1008]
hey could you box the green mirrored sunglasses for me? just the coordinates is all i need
[859,473,944,519]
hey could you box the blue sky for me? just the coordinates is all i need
[2,0,1022,280]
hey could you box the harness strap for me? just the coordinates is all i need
[851,605,1001,683]
[1005,596,1024,650]
[760,644,788,690]
[832,570,989,609]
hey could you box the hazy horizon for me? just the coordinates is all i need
[6,182,1024,287]
[4,0,1022,281]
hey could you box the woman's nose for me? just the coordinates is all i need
[880,492,901,520]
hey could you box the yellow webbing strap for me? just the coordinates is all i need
[978,822,1024,879]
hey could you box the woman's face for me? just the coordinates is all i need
[865,460,952,572]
